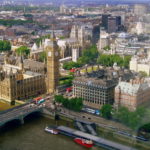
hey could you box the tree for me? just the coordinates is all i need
[97,54,131,68]
[16,46,30,56]
[59,75,74,86]
[0,40,11,51]
[54,95,83,111]
[36,34,51,46]
[63,61,81,70]
[0,19,33,27]
[3,40,11,51]
[103,45,111,51]
[23,14,33,20]
[139,71,148,77]
[140,123,150,132]
[39,51,47,62]
[113,106,146,130]
[55,95,64,103]
[113,107,129,124]
[101,104,112,119]
[123,55,131,68]
[77,45,99,65]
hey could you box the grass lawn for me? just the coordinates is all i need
[81,65,99,73]
[0,100,14,111]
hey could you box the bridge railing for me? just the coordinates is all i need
[0,102,30,115]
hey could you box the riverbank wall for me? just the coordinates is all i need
[42,108,150,150]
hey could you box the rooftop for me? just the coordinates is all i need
[74,68,135,88]
[23,71,42,79]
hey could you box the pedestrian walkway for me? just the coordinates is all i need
[75,121,86,132]
[86,124,97,136]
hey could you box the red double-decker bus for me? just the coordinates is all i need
[33,97,42,104]
[66,87,72,93]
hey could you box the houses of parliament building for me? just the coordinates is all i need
[0,32,60,105]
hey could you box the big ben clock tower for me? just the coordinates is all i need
[45,31,60,93]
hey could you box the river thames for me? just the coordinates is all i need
[0,101,103,150]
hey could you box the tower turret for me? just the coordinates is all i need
[19,55,24,73]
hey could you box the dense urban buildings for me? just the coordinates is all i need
[130,50,150,75]
[73,67,135,109]
[101,14,121,33]
[1,1,150,150]
[0,33,60,103]
[0,56,46,104]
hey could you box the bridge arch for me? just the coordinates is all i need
[1,118,22,129]
[23,110,42,121]
[23,110,42,118]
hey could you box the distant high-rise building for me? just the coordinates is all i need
[97,29,110,51]
[116,16,122,31]
[102,14,121,33]
[101,14,111,30]
[60,4,67,14]
[136,22,144,35]
[134,4,147,16]
[107,17,117,33]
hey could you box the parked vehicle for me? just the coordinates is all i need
[135,136,148,141]
[95,110,100,115]
[82,107,100,115]
[117,131,132,137]
[66,87,72,93]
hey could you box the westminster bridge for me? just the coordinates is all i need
[0,103,44,127]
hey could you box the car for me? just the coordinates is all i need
[135,136,148,141]
[117,131,132,137]
[95,110,100,115]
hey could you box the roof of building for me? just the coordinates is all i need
[115,79,150,95]
[74,76,116,88]
[23,59,45,70]
[73,68,135,89]
[118,32,131,39]
[24,71,41,77]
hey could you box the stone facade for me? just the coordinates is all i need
[114,78,150,111]
[0,67,46,104]
[73,67,135,109]
[73,77,115,109]
[97,30,110,52]
[130,53,150,75]
[46,32,60,93]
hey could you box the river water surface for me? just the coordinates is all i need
[0,101,103,150]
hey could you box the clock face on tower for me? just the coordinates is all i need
[55,51,58,56]
[48,52,51,57]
